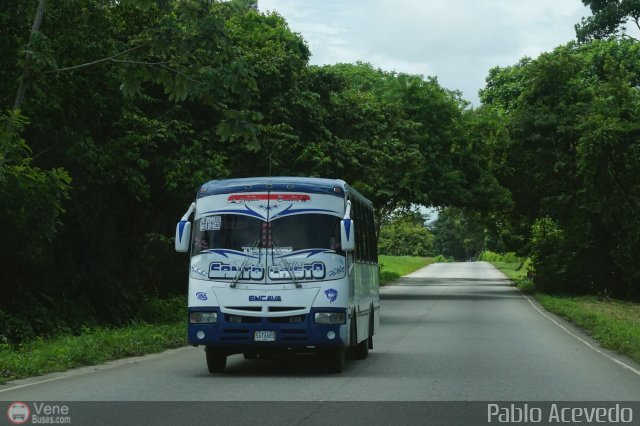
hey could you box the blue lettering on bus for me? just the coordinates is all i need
[269,261,326,280]
[249,295,282,302]
[209,262,264,280]
[209,261,326,281]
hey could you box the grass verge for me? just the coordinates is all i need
[490,260,535,293]
[0,322,186,385]
[534,295,640,364]
[379,255,436,285]
[489,261,640,365]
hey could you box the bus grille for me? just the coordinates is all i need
[267,315,306,324]
[268,306,305,312]
[224,314,261,324]
[226,306,262,312]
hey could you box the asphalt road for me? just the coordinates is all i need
[2,262,639,424]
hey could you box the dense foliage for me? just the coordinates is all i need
[2,1,639,344]
[430,208,487,261]
[0,0,485,342]
[478,39,640,299]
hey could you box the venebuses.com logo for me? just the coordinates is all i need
[6,401,71,425]
[6,402,30,425]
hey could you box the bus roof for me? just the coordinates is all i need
[196,177,372,207]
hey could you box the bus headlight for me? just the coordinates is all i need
[314,312,346,324]
[190,312,217,324]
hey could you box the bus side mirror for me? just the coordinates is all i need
[175,220,192,252]
[340,218,355,252]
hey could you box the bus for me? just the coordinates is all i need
[175,177,379,373]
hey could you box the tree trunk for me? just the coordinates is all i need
[13,0,47,111]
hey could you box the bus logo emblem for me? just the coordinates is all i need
[325,288,338,303]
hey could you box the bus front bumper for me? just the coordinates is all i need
[187,307,348,351]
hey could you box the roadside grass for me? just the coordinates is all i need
[0,321,186,385]
[488,258,640,365]
[491,260,535,293]
[0,297,188,385]
[379,255,436,285]
[534,295,640,364]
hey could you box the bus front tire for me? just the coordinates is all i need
[205,347,227,373]
[321,347,345,374]
[243,351,258,360]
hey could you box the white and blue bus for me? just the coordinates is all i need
[175,177,379,373]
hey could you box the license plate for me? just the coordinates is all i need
[254,330,275,342]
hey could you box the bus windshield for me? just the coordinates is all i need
[191,213,343,255]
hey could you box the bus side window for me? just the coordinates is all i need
[350,198,358,261]
[361,202,369,262]
[365,209,373,262]
[370,211,378,262]
[356,200,365,262]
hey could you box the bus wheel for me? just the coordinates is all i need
[205,347,227,373]
[243,351,258,360]
[346,315,357,360]
[354,338,369,360]
[322,347,345,374]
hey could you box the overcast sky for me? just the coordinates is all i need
[258,0,592,105]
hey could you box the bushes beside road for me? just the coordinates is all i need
[0,297,187,385]
[0,321,186,385]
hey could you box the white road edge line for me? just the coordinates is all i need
[522,291,640,377]
[0,375,69,393]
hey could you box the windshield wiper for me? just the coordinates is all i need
[272,240,302,288]
[230,240,259,289]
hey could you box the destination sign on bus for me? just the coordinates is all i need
[228,194,310,204]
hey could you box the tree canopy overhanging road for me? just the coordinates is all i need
[2,2,640,398]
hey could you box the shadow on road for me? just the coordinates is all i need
[388,277,510,286]
[191,353,356,377]
[381,290,521,302]
[190,352,443,379]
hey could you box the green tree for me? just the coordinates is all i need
[576,0,640,42]
[0,0,313,338]
[0,111,70,341]
[0,0,518,343]
[480,39,640,298]
[378,211,434,257]
[431,208,485,261]
[282,63,487,234]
